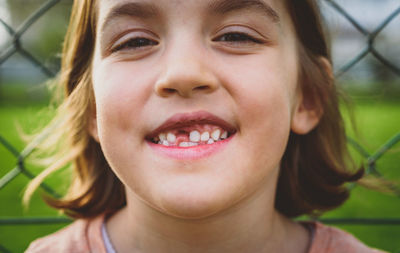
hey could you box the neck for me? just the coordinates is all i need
[106,183,310,253]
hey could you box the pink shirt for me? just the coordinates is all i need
[25,215,386,253]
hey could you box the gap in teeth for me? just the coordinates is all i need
[152,125,229,147]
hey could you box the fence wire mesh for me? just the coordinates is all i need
[0,0,399,252]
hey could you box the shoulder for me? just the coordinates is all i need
[25,215,106,253]
[308,222,387,253]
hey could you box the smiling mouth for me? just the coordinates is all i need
[145,111,237,148]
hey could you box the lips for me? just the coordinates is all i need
[145,111,236,160]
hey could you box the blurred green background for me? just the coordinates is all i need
[1,0,400,252]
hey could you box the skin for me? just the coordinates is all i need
[90,0,322,252]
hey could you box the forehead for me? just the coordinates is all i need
[97,0,290,28]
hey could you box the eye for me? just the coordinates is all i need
[213,32,264,44]
[111,37,159,53]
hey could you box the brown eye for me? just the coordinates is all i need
[112,37,159,52]
[213,32,263,44]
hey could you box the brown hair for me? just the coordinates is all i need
[25,0,362,218]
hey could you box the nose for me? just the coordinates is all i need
[154,48,219,98]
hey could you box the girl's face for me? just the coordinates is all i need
[91,0,318,218]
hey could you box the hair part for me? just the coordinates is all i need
[25,0,362,219]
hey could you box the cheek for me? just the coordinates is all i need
[92,61,155,135]
[221,53,297,170]
[91,61,156,189]
[227,53,295,126]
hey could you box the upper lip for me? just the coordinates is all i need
[146,110,237,138]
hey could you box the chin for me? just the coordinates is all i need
[158,198,228,220]
[150,181,238,220]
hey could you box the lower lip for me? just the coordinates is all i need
[147,136,234,160]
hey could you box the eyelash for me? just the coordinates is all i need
[213,32,264,44]
[111,38,158,53]
[111,32,263,53]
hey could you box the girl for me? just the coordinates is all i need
[25,0,385,252]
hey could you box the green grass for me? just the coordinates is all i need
[0,98,399,252]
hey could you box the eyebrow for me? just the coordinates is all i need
[101,0,280,33]
[207,0,280,23]
[101,2,160,33]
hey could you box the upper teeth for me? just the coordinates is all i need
[189,130,201,142]
[211,129,221,141]
[167,132,176,143]
[200,131,210,141]
[221,131,228,139]
[154,129,229,147]
[159,133,166,141]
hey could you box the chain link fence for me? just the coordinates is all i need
[0,0,399,252]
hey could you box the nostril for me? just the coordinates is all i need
[164,88,176,94]
[163,85,209,95]
[194,85,209,91]
[156,80,217,97]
